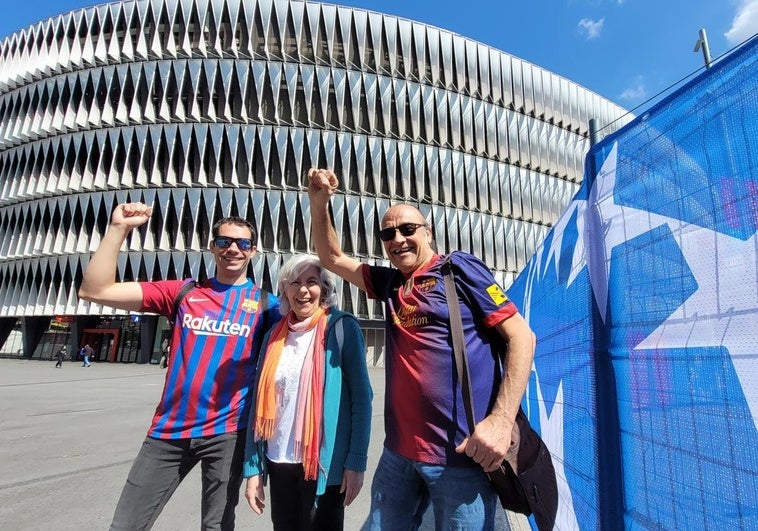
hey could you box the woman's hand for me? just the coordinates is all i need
[340,469,365,506]
[244,475,266,515]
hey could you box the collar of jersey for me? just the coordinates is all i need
[209,277,254,291]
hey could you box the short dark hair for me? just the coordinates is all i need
[211,216,257,242]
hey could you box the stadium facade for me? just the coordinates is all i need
[0,0,631,364]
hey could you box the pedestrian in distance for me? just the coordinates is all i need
[54,346,66,368]
[243,255,373,531]
[159,338,169,369]
[82,344,93,367]
[307,168,536,530]
[78,202,281,531]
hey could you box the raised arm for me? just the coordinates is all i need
[307,168,366,291]
[456,312,536,472]
[78,202,153,312]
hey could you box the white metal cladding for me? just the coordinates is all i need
[0,0,632,318]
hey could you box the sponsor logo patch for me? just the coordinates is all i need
[182,314,251,337]
[486,283,509,305]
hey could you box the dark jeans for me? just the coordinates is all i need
[267,460,346,531]
[110,431,246,531]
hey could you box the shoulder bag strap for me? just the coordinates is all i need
[441,259,477,434]
[170,280,198,325]
[259,288,269,311]
[258,288,269,329]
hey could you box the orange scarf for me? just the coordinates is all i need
[254,307,327,480]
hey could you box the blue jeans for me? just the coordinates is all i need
[366,448,498,531]
[110,431,245,531]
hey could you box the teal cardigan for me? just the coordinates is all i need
[243,308,373,495]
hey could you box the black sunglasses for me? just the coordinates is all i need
[212,236,254,251]
[378,223,427,242]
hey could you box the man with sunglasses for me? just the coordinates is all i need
[79,202,280,531]
[307,169,536,529]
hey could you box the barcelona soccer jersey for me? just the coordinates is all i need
[141,278,280,439]
[364,252,517,465]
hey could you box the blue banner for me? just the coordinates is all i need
[509,36,758,529]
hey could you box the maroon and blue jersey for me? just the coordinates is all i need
[140,278,280,439]
[363,251,518,465]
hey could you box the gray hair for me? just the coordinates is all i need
[276,255,338,314]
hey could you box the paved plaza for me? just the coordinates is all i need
[0,358,528,530]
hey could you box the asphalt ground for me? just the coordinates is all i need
[0,358,529,530]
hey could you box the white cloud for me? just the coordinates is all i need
[578,17,605,40]
[725,0,758,45]
[619,76,649,101]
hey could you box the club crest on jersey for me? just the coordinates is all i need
[486,283,509,305]
[417,278,436,293]
[240,298,258,312]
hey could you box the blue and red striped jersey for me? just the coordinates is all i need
[140,278,281,439]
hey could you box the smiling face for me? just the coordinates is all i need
[284,264,324,321]
[380,205,435,276]
[209,222,256,285]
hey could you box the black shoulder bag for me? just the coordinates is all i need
[441,260,558,531]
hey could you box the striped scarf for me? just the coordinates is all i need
[254,307,327,480]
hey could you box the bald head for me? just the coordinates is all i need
[381,204,427,226]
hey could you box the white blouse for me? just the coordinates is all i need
[265,326,317,464]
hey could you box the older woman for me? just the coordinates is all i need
[243,255,373,530]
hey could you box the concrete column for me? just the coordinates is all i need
[21,317,52,358]
[0,318,19,356]
[139,315,159,364]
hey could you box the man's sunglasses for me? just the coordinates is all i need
[378,223,427,242]
[212,236,254,251]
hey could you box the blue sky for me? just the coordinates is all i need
[1,0,756,111]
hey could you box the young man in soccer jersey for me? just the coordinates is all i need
[78,202,280,531]
[307,169,536,529]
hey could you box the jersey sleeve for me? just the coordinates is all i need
[449,251,518,328]
[139,280,188,317]
[362,263,401,301]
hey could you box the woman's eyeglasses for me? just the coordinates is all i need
[212,236,254,251]
[378,223,427,242]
